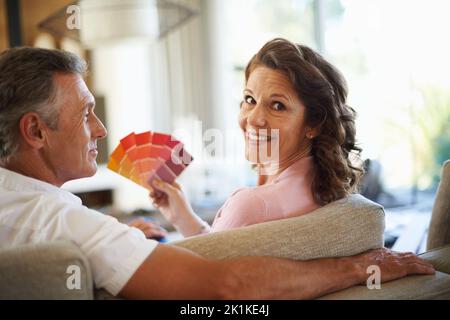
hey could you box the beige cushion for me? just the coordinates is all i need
[419,245,450,274]
[319,244,450,300]
[173,194,385,260]
[427,160,450,250]
[319,271,450,300]
[0,241,93,300]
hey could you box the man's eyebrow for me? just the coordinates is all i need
[244,88,254,94]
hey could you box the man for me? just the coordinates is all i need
[0,47,434,299]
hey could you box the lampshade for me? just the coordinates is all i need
[38,0,198,48]
[79,0,160,47]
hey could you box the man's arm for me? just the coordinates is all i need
[119,245,435,300]
[217,248,436,299]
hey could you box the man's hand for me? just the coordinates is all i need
[353,248,435,284]
[128,218,168,240]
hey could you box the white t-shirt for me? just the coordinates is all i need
[0,167,158,296]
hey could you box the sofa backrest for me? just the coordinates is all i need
[427,160,450,250]
[173,193,385,260]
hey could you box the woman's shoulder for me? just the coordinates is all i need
[226,186,267,209]
[212,187,268,230]
[227,184,277,208]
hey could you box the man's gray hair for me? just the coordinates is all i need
[0,47,87,166]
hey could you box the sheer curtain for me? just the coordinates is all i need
[89,0,217,211]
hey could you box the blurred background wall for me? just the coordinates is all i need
[1,0,449,251]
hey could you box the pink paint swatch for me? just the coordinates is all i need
[108,131,193,190]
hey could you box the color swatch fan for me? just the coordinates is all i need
[107,131,193,190]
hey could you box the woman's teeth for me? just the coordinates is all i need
[248,132,272,141]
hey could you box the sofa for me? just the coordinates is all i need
[0,160,449,300]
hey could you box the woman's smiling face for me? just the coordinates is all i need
[239,66,312,165]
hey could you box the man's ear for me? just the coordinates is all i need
[19,112,47,150]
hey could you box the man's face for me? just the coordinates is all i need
[43,73,107,185]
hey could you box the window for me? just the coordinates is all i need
[220,0,450,201]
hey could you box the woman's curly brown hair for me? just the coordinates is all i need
[245,38,364,205]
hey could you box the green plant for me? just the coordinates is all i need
[412,86,450,187]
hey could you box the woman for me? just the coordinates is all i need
[150,38,363,237]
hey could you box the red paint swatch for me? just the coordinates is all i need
[107,131,193,190]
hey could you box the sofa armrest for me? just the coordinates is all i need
[419,245,450,274]
[0,241,93,300]
[319,271,450,300]
[319,245,450,300]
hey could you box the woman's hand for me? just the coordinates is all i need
[149,180,210,237]
[128,218,168,240]
[150,180,193,224]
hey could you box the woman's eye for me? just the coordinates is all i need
[244,95,256,104]
[272,102,286,111]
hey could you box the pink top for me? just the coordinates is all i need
[211,156,321,232]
